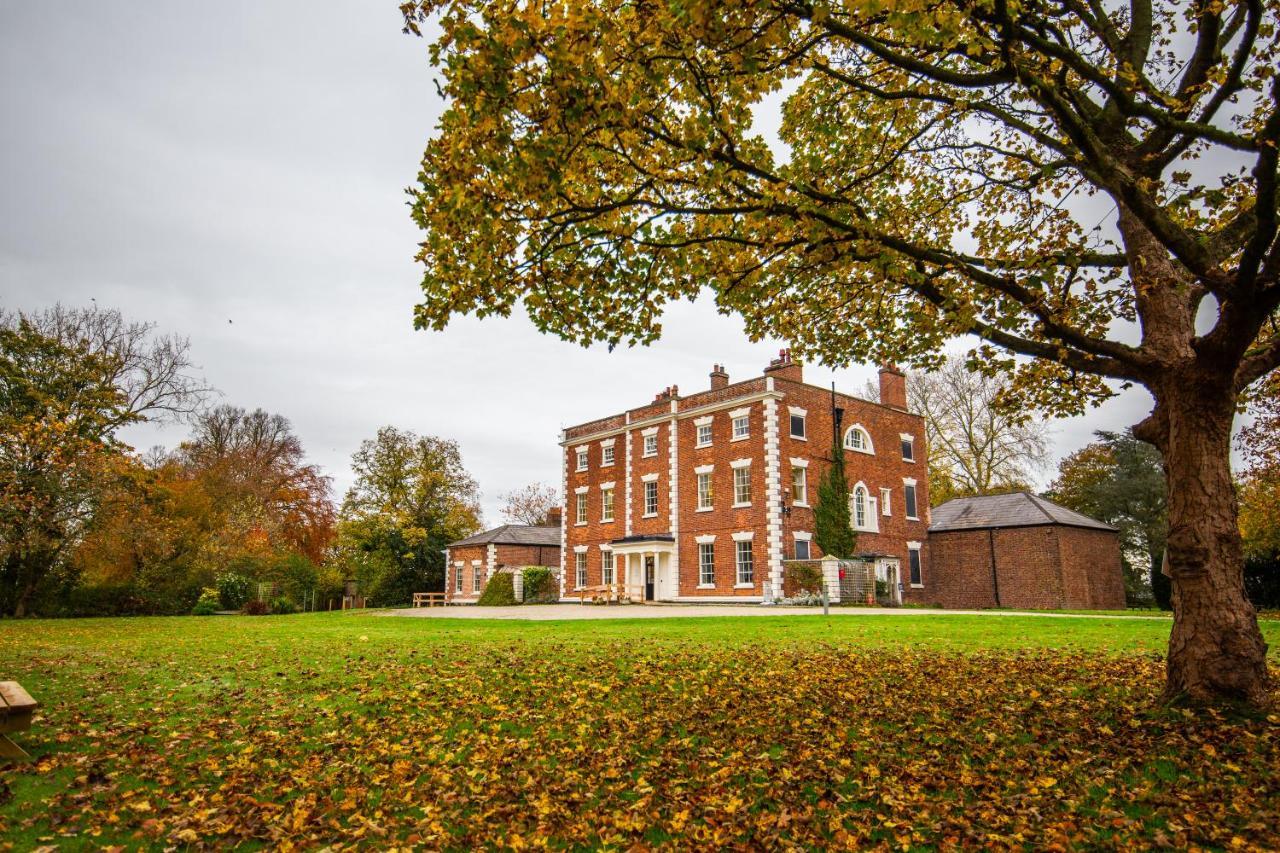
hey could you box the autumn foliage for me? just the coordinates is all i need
[3,615,1278,849]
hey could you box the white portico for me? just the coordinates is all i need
[610,534,677,601]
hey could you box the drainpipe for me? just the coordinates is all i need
[988,528,1002,607]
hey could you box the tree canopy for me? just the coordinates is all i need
[1048,430,1169,607]
[402,0,1280,704]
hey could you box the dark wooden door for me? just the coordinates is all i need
[644,557,655,601]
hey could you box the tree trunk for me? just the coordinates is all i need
[1153,384,1270,705]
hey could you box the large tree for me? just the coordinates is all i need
[177,406,336,564]
[336,428,482,603]
[401,0,1279,704]
[0,306,206,615]
[1048,430,1169,607]
[904,355,1050,500]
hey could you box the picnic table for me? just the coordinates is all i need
[574,584,626,604]
[0,681,37,761]
[412,592,447,607]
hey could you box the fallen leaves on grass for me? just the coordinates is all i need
[3,638,1278,850]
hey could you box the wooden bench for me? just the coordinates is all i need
[574,584,624,604]
[0,681,37,761]
[412,592,447,607]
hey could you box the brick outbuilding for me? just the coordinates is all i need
[445,524,561,603]
[926,493,1126,610]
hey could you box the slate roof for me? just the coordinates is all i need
[448,524,561,548]
[929,492,1116,533]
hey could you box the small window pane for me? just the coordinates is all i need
[795,539,811,560]
[790,414,806,438]
[901,438,914,461]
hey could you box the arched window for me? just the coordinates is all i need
[844,424,874,454]
[850,482,879,532]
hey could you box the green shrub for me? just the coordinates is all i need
[242,599,269,616]
[269,596,297,615]
[192,587,221,616]
[476,572,518,606]
[786,562,823,594]
[216,573,252,610]
[521,566,557,603]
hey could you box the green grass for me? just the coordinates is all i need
[2,611,1277,849]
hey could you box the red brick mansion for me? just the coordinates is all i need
[559,352,932,603]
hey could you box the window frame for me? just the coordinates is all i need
[575,448,588,471]
[601,485,615,522]
[601,442,615,466]
[473,564,483,591]
[574,489,588,525]
[643,433,658,457]
[791,465,807,505]
[843,424,875,454]
[900,434,915,462]
[698,541,715,587]
[696,470,714,511]
[644,480,659,517]
[454,563,463,593]
[908,543,923,587]
[789,407,807,440]
[795,538,811,560]
[696,422,713,447]
[735,540,754,586]
[904,479,919,520]
[732,464,752,507]
[602,549,614,586]
[575,551,587,589]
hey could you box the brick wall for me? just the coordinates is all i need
[773,378,931,602]
[445,544,489,602]
[1056,527,1127,609]
[926,525,1125,609]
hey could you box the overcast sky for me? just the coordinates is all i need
[1,2,1160,524]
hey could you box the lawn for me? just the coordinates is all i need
[2,611,1278,850]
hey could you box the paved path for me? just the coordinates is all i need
[386,604,1168,621]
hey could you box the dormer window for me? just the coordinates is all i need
[844,425,874,454]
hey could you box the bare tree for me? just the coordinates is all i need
[498,482,560,526]
[902,357,1051,501]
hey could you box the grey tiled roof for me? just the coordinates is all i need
[448,524,561,548]
[929,492,1116,533]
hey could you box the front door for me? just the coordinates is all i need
[644,556,655,601]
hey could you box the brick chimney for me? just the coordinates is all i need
[546,506,562,528]
[878,364,908,410]
[763,348,803,384]
[709,364,729,390]
[654,385,680,402]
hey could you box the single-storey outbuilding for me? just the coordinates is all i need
[926,492,1126,610]
[445,522,562,603]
